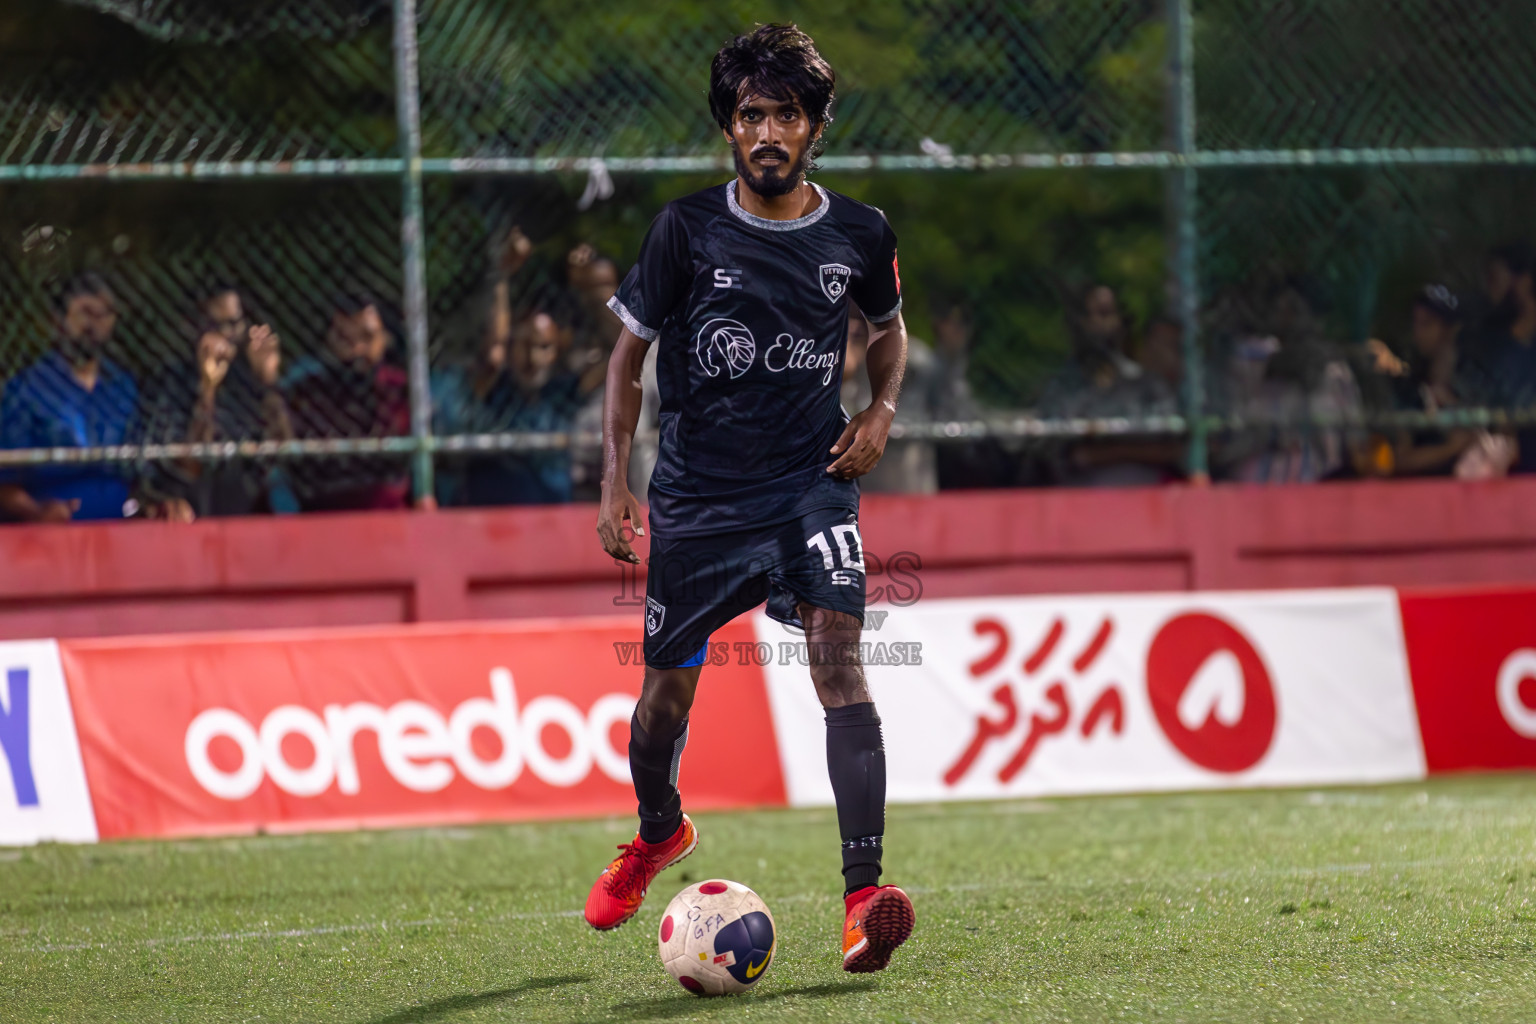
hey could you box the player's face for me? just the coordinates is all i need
[726,94,819,198]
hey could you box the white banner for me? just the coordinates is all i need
[0,640,99,844]
[756,589,1424,806]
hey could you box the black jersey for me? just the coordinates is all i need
[608,180,902,538]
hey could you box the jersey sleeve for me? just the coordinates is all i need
[852,212,902,323]
[607,204,691,343]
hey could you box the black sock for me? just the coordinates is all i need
[825,701,886,896]
[630,710,688,844]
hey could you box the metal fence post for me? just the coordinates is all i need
[392,0,435,503]
[1167,0,1208,481]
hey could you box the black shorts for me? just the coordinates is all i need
[643,506,866,669]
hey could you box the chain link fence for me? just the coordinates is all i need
[2,0,1534,518]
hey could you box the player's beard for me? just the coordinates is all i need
[733,142,807,199]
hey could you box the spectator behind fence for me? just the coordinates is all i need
[1479,241,1536,473]
[492,307,582,505]
[1476,242,1533,359]
[840,308,938,493]
[1363,284,1504,477]
[142,285,297,516]
[565,244,653,502]
[1037,285,1183,487]
[566,243,623,389]
[432,296,582,507]
[1215,282,1371,483]
[927,300,1017,489]
[284,294,413,511]
[1139,314,1185,397]
[0,273,193,523]
[432,278,515,505]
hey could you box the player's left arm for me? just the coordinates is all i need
[828,311,907,479]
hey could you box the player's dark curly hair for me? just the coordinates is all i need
[709,24,836,167]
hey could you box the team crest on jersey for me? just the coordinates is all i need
[819,263,851,303]
[646,597,666,636]
[696,317,756,379]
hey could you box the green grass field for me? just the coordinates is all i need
[4,775,1536,1023]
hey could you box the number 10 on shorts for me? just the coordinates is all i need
[807,523,865,586]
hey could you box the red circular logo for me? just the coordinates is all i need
[1146,613,1277,772]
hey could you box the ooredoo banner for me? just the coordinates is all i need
[757,589,1426,805]
[60,618,783,839]
[4,584,1535,846]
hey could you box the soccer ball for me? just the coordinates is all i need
[657,879,777,996]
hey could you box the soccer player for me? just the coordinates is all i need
[582,24,916,974]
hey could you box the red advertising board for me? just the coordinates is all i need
[1399,587,1536,772]
[8,582,1535,849]
[60,618,784,839]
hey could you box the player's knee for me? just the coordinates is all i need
[638,668,698,733]
[810,661,866,706]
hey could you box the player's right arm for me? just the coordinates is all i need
[597,326,651,564]
[597,204,690,563]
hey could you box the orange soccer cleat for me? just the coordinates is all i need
[841,884,915,973]
[584,814,699,931]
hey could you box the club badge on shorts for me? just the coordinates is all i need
[646,596,666,636]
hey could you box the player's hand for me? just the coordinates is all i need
[597,480,645,564]
[826,404,894,479]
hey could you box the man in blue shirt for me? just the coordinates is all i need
[0,273,193,523]
[432,300,582,507]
